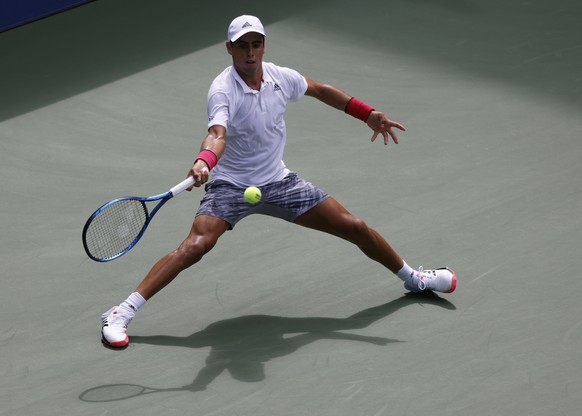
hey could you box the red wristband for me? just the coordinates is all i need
[195,149,218,170]
[345,97,374,122]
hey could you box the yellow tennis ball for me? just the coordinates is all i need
[244,186,262,204]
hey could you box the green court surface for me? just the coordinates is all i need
[1,1,581,415]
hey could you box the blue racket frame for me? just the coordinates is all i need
[82,177,194,262]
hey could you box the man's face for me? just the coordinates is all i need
[227,32,265,78]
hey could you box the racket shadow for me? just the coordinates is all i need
[80,292,455,402]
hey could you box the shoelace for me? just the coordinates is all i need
[107,309,134,327]
[415,266,434,291]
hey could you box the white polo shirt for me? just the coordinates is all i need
[207,62,308,187]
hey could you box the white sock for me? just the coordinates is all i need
[120,292,146,314]
[396,261,414,282]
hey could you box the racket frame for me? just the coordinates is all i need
[82,177,194,262]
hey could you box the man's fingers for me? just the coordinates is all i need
[392,121,406,132]
[387,128,399,144]
[187,166,210,190]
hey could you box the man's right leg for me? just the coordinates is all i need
[101,215,229,347]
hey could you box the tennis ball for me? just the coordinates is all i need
[244,186,262,204]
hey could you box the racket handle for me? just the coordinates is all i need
[170,177,195,196]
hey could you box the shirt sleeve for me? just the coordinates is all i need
[278,66,308,102]
[207,89,229,129]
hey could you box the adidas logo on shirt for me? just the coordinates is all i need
[273,83,281,92]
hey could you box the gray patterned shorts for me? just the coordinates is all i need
[196,173,329,229]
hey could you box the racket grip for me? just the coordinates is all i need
[170,177,195,196]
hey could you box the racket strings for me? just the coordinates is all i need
[84,199,148,260]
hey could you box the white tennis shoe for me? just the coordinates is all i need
[101,306,134,347]
[404,267,457,293]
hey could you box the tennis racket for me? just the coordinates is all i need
[82,177,195,262]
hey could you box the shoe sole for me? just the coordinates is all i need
[101,333,129,348]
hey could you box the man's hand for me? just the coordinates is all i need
[367,111,406,145]
[187,160,210,190]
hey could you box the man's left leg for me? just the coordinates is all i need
[294,197,404,272]
[294,198,456,293]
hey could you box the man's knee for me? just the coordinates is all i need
[347,216,370,239]
[177,235,217,266]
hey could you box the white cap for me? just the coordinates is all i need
[227,15,265,42]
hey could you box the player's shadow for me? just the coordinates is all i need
[129,292,455,392]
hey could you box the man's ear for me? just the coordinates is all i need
[226,41,233,55]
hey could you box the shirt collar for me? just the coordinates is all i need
[230,64,272,93]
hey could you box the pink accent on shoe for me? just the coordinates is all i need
[446,270,457,293]
[102,335,129,348]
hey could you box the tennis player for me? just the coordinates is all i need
[101,15,456,347]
